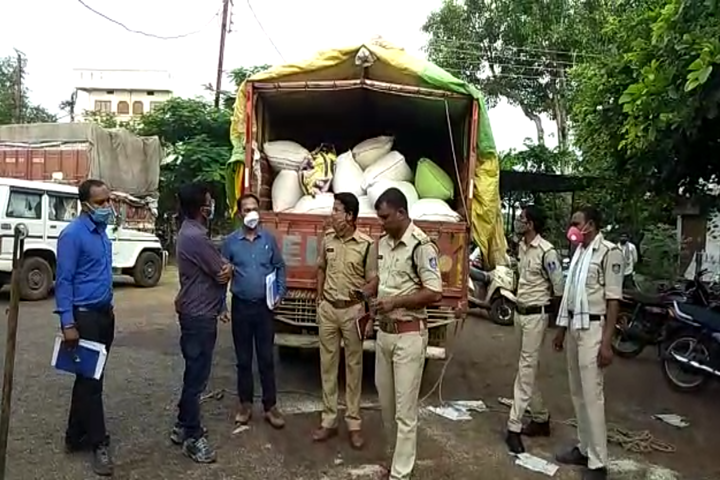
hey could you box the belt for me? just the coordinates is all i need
[378,319,425,334]
[515,304,550,315]
[568,311,603,322]
[322,296,360,309]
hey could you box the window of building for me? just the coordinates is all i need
[106,90,115,95]
[150,101,164,111]
[94,100,112,113]
[132,101,144,115]
[147,91,155,96]
[48,194,79,222]
[6,190,42,219]
[117,101,130,115]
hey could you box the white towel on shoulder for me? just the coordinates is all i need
[556,235,602,330]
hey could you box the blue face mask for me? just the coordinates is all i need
[89,206,115,226]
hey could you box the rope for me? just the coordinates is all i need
[494,398,675,454]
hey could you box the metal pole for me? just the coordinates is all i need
[213,0,231,109]
[0,224,27,479]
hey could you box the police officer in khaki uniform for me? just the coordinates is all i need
[553,206,623,480]
[366,188,442,480]
[314,193,375,449]
[505,205,564,454]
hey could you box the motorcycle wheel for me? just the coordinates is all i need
[661,334,711,393]
[611,311,645,358]
[490,296,514,326]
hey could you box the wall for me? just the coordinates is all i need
[78,89,172,121]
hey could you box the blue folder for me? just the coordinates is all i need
[51,336,108,380]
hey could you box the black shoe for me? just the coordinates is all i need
[555,446,589,467]
[583,467,608,480]
[92,445,114,476]
[182,436,217,464]
[505,431,525,454]
[521,420,551,437]
[170,425,209,445]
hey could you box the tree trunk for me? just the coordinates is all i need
[520,105,545,145]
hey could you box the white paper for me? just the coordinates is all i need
[653,413,690,428]
[51,336,108,380]
[426,405,473,421]
[266,270,279,309]
[515,453,559,476]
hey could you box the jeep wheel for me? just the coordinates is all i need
[20,256,53,301]
[133,251,162,287]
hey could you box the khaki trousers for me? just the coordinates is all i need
[507,312,550,432]
[375,329,428,480]
[318,300,363,430]
[567,321,608,469]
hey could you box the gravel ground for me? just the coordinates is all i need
[0,267,718,480]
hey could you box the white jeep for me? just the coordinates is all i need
[0,178,167,300]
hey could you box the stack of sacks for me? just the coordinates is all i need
[291,193,335,215]
[367,180,419,210]
[332,151,364,197]
[410,199,462,222]
[357,196,376,217]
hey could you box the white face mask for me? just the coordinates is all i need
[243,210,260,229]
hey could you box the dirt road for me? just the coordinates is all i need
[0,269,717,479]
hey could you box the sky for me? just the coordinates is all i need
[0,0,558,152]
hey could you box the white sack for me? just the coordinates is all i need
[410,199,462,222]
[271,170,303,212]
[366,180,419,210]
[361,151,412,191]
[291,193,335,215]
[263,140,311,172]
[358,195,376,217]
[332,151,364,197]
[352,135,393,170]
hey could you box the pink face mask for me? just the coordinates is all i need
[567,226,584,245]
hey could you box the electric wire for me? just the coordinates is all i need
[244,0,286,62]
[76,0,221,40]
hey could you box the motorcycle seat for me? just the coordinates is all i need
[674,303,720,332]
[628,291,668,306]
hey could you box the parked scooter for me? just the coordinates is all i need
[660,301,720,393]
[468,248,517,326]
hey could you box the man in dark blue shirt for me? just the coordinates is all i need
[56,179,116,476]
[222,193,286,429]
[172,183,232,464]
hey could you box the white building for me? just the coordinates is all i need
[74,69,173,121]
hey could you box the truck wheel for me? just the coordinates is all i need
[133,251,162,288]
[19,256,53,301]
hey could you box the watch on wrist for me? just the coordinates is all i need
[62,323,76,330]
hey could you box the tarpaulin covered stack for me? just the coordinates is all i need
[227,38,507,267]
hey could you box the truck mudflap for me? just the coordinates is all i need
[274,333,448,360]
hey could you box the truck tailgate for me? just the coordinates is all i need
[263,211,469,300]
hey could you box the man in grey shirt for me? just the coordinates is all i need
[171,183,232,463]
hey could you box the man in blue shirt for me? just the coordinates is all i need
[56,179,116,476]
[222,193,287,429]
[172,183,232,464]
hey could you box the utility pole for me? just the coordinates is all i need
[214,0,231,109]
[13,50,23,123]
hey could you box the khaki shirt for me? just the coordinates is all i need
[517,234,564,306]
[318,229,375,303]
[376,223,443,322]
[567,234,624,315]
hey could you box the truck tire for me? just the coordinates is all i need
[19,256,53,301]
[133,251,163,288]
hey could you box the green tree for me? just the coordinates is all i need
[132,97,232,226]
[423,0,605,147]
[0,54,56,124]
[570,0,720,195]
[205,65,272,110]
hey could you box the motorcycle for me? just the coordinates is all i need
[660,301,720,393]
[468,248,517,326]
[611,290,683,358]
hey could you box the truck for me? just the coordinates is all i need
[0,122,162,233]
[227,41,506,360]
